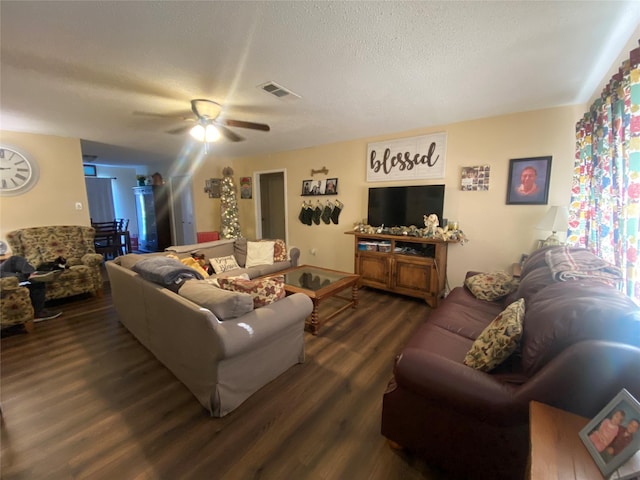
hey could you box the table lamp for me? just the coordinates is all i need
[537,206,569,246]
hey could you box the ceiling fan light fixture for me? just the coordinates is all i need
[190,123,221,143]
[204,124,220,142]
[189,123,205,141]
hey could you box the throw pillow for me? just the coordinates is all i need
[205,273,250,288]
[245,241,275,268]
[272,239,287,262]
[463,298,525,372]
[217,275,286,308]
[464,271,517,301]
[178,280,253,320]
[209,255,240,274]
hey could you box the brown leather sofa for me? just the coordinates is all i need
[381,246,640,480]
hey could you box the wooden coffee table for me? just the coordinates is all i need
[275,265,360,335]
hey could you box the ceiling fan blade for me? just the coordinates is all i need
[221,119,270,132]
[166,125,192,135]
[133,110,193,120]
[216,124,244,142]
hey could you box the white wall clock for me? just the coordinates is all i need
[0,145,39,196]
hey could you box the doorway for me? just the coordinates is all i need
[255,170,287,242]
[169,175,196,246]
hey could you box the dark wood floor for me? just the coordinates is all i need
[1,279,447,480]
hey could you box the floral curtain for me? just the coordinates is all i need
[567,42,640,300]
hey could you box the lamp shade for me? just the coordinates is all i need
[537,206,569,233]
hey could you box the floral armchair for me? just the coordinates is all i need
[6,226,104,301]
[0,276,34,332]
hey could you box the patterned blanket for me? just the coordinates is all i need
[545,247,622,283]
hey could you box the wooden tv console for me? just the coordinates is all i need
[346,231,453,308]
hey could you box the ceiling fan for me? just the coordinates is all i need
[165,99,270,143]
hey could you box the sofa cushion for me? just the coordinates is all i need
[245,241,275,268]
[206,273,250,287]
[521,280,640,375]
[463,299,525,372]
[178,280,254,320]
[428,287,505,340]
[234,238,248,267]
[464,271,517,301]
[218,275,286,308]
[210,255,240,274]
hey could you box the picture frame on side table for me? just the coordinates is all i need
[579,388,640,478]
[506,156,552,205]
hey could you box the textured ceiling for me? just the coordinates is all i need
[1,1,639,168]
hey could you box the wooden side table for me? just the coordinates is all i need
[528,401,603,479]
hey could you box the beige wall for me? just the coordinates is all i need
[227,105,583,288]
[0,131,89,242]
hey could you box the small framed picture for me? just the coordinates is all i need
[302,179,313,196]
[325,178,338,195]
[579,389,640,478]
[506,156,552,205]
[240,177,252,199]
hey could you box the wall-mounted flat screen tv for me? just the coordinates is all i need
[367,185,445,227]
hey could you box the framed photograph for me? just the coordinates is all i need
[461,165,490,191]
[240,177,252,199]
[506,156,552,205]
[579,389,640,478]
[325,178,338,195]
[302,179,313,196]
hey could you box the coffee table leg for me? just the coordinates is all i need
[310,300,320,335]
[352,284,358,308]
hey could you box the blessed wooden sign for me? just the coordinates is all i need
[366,132,447,182]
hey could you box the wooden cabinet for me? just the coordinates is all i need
[134,185,172,252]
[346,232,452,307]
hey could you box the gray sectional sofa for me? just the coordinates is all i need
[106,238,312,417]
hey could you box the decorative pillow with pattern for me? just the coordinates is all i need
[272,239,287,262]
[463,298,525,372]
[209,255,240,274]
[217,275,286,308]
[464,271,517,301]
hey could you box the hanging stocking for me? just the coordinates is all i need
[298,203,307,224]
[303,204,314,225]
[312,204,322,225]
[331,200,343,224]
[321,201,333,224]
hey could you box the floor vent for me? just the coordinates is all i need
[258,81,301,100]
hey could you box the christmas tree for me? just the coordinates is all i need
[220,166,242,239]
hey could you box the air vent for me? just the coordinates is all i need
[258,81,301,100]
[83,154,98,161]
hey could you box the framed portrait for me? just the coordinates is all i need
[325,178,338,195]
[506,156,552,205]
[579,389,640,478]
[301,179,313,196]
[240,177,252,199]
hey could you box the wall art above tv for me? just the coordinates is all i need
[367,132,447,182]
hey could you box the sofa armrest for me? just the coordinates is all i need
[289,247,300,267]
[214,292,312,358]
[82,253,104,267]
[394,348,524,425]
[0,276,21,292]
[516,340,640,418]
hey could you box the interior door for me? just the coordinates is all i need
[257,171,286,241]
[170,175,196,246]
